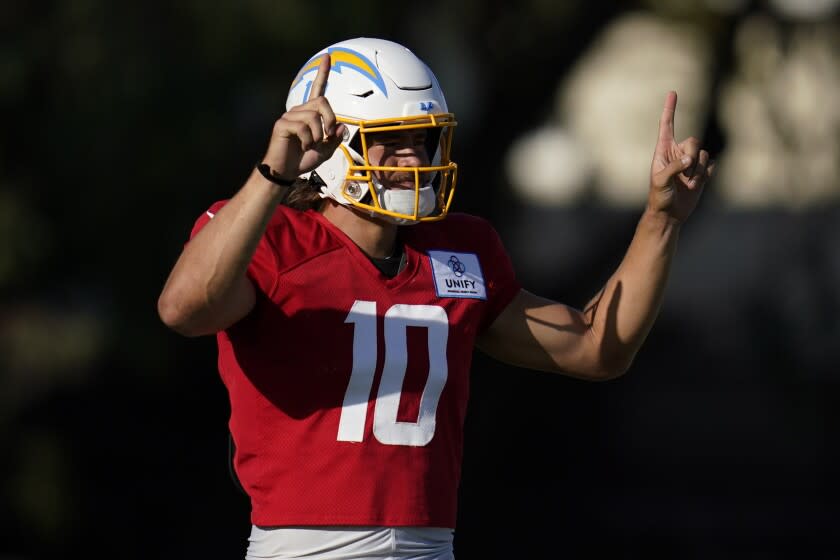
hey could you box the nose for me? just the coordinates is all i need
[395,145,429,168]
[389,131,430,166]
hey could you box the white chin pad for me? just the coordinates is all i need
[381,185,436,218]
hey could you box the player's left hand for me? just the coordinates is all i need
[648,91,715,224]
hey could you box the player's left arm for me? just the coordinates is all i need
[476,91,715,381]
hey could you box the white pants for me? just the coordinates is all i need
[245,526,455,560]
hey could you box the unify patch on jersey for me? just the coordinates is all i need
[427,251,487,300]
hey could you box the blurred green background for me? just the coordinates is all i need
[2,0,839,558]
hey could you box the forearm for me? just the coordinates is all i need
[158,171,286,334]
[585,209,680,373]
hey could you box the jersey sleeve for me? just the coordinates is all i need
[477,220,521,333]
[189,200,280,298]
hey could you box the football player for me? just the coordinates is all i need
[157,37,713,560]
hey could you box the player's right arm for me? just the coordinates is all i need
[157,54,345,336]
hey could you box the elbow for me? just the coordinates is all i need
[566,332,635,381]
[563,347,634,381]
[590,351,636,381]
[157,290,206,338]
[545,354,631,382]
[570,362,629,382]
[593,361,631,381]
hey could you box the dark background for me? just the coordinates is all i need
[2,1,838,558]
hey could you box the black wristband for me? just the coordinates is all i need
[256,163,297,187]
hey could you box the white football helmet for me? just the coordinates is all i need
[285,37,458,224]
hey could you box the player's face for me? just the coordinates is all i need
[366,129,431,189]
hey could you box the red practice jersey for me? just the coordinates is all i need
[190,204,520,528]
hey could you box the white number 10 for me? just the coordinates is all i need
[337,300,449,447]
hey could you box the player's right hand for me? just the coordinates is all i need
[261,54,346,182]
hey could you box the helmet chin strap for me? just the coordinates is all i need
[373,177,437,225]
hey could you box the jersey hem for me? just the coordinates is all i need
[250,515,457,529]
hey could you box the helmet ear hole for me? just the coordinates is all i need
[310,171,327,187]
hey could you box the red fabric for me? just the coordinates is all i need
[189,204,520,528]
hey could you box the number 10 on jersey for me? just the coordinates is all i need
[338,300,450,447]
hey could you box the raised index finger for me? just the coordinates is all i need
[309,53,331,100]
[658,90,677,145]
